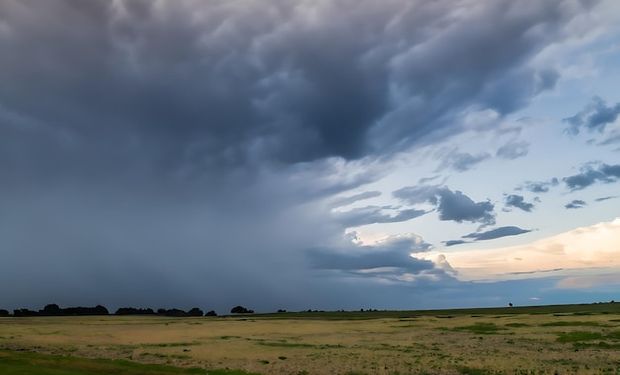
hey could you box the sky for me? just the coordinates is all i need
[1,0,619,313]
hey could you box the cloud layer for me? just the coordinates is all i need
[0,0,611,310]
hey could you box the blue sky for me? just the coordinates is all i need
[0,0,619,312]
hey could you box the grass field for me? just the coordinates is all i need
[1,303,620,374]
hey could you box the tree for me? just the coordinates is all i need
[0,309,9,317]
[187,308,204,317]
[230,306,254,314]
[205,310,217,317]
[508,302,513,307]
[115,307,155,315]
[40,304,62,316]
[160,308,188,317]
[13,309,38,317]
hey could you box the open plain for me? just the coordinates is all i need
[1,303,620,374]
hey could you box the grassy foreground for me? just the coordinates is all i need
[1,303,620,374]
[0,350,256,375]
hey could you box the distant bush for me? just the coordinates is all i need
[205,310,218,316]
[277,309,287,313]
[115,307,155,315]
[230,306,254,314]
[0,309,9,317]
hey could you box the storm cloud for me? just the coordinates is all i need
[0,0,591,174]
[0,0,608,310]
[308,234,433,274]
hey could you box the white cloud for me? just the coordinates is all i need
[416,218,620,281]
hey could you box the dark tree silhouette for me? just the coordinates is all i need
[230,306,254,314]
[187,308,204,317]
[508,303,513,307]
[205,310,217,317]
[157,308,189,317]
[12,305,108,317]
[13,309,39,317]
[0,309,9,317]
[62,305,109,316]
[40,304,62,316]
[115,307,155,315]
[277,309,287,313]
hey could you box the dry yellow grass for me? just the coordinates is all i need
[1,313,620,374]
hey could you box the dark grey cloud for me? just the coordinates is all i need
[334,206,427,228]
[462,226,532,241]
[443,240,469,247]
[519,178,559,193]
[307,234,435,277]
[0,0,603,310]
[393,185,495,226]
[565,199,587,209]
[0,0,592,177]
[563,163,620,190]
[505,194,535,212]
[436,189,495,225]
[564,96,620,135]
[330,191,382,208]
[496,140,530,160]
[437,150,491,172]
[595,195,618,202]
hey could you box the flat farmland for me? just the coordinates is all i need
[1,304,620,374]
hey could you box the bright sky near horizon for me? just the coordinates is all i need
[0,0,619,312]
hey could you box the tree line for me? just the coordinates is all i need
[0,304,258,317]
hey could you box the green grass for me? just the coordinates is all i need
[0,350,259,375]
[451,323,505,335]
[540,321,605,327]
[556,331,604,343]
[556,329,620,344]
[457,366,493,375]
[504,323,529,327]
[573,341,620,350]
[256,341,343,349]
